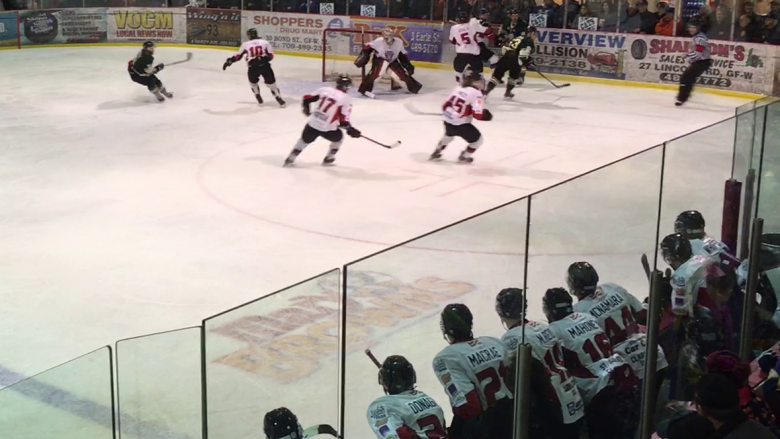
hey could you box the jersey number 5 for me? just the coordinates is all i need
[475,363,507,406]
[459,32,471,44]
[417,415,446,439]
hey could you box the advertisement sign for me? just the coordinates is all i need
[18,9,107,46]
[625,35,774,95]
[0,11,19,48]
[242,12,349,53]
[533,29,627,79]
[186,8,240,47]
[348,18,443,63]
[107,8,187,43]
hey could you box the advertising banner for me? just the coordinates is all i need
[625,35,774,95]
[533,29,627,79]
[17,9,107,46]
[107,8,187,43]
[186,8,241,47]
[242,11,349,53]
[348,18,444,63]
[0,11,19,48]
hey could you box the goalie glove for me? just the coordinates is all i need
[354,47,372,68]
[153,63,164,73]
[222,57,234,70]
[346,126,361,138]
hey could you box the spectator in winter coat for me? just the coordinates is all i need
[736,2,763,42]
[655,7,681,35]
[486,0,503,24]
[599,1,619,30]
[624,2,643,32]
[535,0,563,27]
[695,373,778,439]
[636,0,658,33]
[709,3,733,39]
[691,4,714,33]
[761,15,780,43]
[573,3,596,28]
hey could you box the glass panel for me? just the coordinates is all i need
[342,198,529,439]
[0,347,114,439]
[657,116,738,401]
[204,269,341,439]
[526,146,663,435]
[756,101,780,234]
[116,327,202,439]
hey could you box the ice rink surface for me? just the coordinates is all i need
[0,46,752,438]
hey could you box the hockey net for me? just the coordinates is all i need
[321,28,381,82]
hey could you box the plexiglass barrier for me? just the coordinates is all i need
[756,100,780,234]
[342,198,529,439]
[203,269,341,439]
[0,347,115,439]
[116,327,203,439]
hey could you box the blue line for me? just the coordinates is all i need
[0,365,197,439]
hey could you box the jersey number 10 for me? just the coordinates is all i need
[249,45,265,58]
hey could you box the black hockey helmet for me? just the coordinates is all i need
[379,355,416,395]
[247,28,259,40]
[462,70,484,88]
[335,74,353,91]
[142,40,156,52]
[674,210,706,238]
[660,233,693,267]
[525,26,537,34]
[542,287,574,322]
[566,262,599,298]
[495,287,526,320]
[263,407,303,439]
[456,11,470,23]
[440,303,473,341]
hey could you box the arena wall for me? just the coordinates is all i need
[1,8,778,97]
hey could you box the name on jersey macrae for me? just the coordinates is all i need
[535,328,556,345]
[536,30,625,48]
[648,39,747,61]
[352,22,410,46]
[566,319,601,338]
[211,273,475,384]
[407,396,439,414]
[587,294,625,318]
[467,347,502,368]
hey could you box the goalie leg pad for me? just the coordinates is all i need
[388,61,422,94]
[359,59,384,94]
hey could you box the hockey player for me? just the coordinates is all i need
[284,75,361,167]
[431,71,493,164]
[496,9,527,45]
[127,41,173,102]
[495,288,584,439]
[433,303,513,439]
[263,407,339,439]
[674,210,739,271]
[476,9,499,68]
[449,11,491,84]
[354,28,422,99]
[662,233,718,318]
[676,17,712,106]
[367,355,449,439]
[485,27,536,100]
[543,287,640,439]
[223,28,285,107]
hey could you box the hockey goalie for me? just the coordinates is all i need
[355,28,422,98]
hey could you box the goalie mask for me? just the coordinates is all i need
[382,28,395,44]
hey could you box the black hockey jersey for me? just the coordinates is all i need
[502,35,535,63]
[130,49,155,76]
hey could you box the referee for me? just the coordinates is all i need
[676,17,713,106]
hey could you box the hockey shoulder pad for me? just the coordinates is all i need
[354,47,372,68]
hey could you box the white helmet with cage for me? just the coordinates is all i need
[382,27,394,44]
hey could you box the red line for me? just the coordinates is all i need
[437,181,530,198]
[520,155,555,168]
[409,176,451,192]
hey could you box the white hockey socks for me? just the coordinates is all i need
[250,83,261,95]
[436,135,454,153]
[285,139,309,165]
[462,137,483,158]
[268,83,281,98]
[324,140,343,160]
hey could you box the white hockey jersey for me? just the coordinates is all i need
[612,332,668,378]
[432,336,512,419]
[234,38,274,62]
[304,87,353,132]
[501,321,584,424]
[670,255,714,317]
[449,18,488,55]
[368,37,406,63]
[548,312,634,402]
[367,390,448,439]
[442,86,486,126]
[573,283,643,346]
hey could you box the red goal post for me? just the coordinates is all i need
[321,28,381,83]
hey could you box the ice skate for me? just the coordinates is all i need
[361,90,375,99]
[283,157,295,167]
[152,90,165,102]
[504,92,515,100]
[322,156,336,166]
[458,152,474,164]
[160,88,173,99]
[255,93,264,104]
[675,100,684,106]
[276,96,286,108]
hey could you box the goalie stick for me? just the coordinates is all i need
[361,135,401,149]
[166,52,193,67]
[303,424,341,438]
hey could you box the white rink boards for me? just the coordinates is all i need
[0,46,751,439]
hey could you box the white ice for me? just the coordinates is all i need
[0,46,749,438]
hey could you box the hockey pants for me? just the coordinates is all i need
[130,72,162,92]
[359,58,422,94]
[677,59,712,103]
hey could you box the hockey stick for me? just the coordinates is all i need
[640,253,652,282]
[366,349,382,368]
[166,52,193,66]
[403,101,439,116]
[361,135,401,149]
[303,424,341,438]
[530,66,570,88]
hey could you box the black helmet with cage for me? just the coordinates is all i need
[335,74,353,91]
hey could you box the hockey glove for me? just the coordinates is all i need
[346,126,361,138]
[480,109,494,121]
[222,57,234,70]
[153,63,164,73]
[302,103,311,116]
